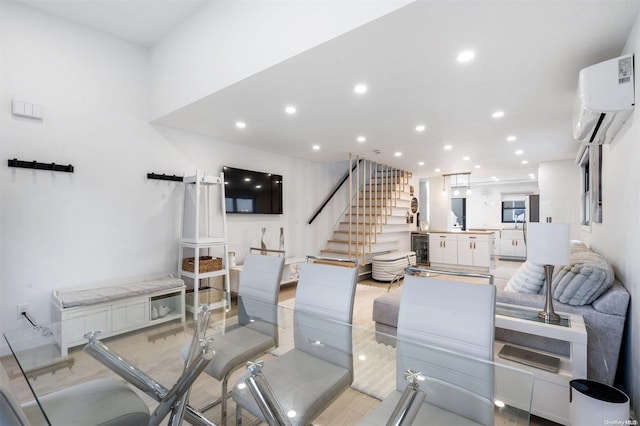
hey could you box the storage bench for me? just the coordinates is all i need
[52,274,186,355]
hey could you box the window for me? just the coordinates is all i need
[580,145,602,224]
[502,201,526,223]
[581,153,590,224]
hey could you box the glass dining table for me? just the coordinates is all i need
[4,294,535,425]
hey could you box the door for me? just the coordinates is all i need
[429,235,444,263]
[458,237,474,266]
[473,240,490,267]
[451,198,466,230]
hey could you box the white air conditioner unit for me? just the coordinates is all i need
[573,54,635,145]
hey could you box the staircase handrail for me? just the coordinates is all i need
[308,158,363,224]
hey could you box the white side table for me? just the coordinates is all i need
[494,303,587,425]
[229,257,305,293]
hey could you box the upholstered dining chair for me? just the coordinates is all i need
[231,256,358,426]
[0,364,150,426]
[359,273,497,426]
[184,253,284,425]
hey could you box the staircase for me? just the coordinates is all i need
[319,159,413,278]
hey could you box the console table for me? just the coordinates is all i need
[495,303,587,425]
[229,257,305,293]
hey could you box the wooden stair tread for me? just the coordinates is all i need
[334,230,380,234]
[327,239,371,245]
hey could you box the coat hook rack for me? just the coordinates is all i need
[7,158,74,173]
[147,172,183,182]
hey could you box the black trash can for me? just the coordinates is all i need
[570,379,630,425]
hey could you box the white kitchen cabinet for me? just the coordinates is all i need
[500,229,527,259]
[458,234,492,268]
[429,231,493,272]
[428,233,458,265]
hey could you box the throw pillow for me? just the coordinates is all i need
[552,249,614,305]
[504,261,546,293]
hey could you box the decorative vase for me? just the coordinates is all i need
[261,227,267,254]
[158,305,170,318]
[151,306,159,320]
[279,227,284,253]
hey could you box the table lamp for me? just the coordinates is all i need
[527,219,570,323]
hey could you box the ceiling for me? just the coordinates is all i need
[15,0,640,184]
[13,0,207,47]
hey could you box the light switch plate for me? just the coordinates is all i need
[12,100,44,119]
[12,100,25,116]
[31,104,44,118]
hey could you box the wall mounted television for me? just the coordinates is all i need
[223,166,283,214]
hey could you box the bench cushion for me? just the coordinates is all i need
[56,275,184,308]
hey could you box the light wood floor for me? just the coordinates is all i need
[2,265,558,425]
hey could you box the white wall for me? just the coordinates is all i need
[579,9,640,413]
[149,0,412,119]
[424,174,538,231]
[465,181,538,230]
[0,3,339,354]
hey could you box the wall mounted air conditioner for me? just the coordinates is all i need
[573,54,635,145]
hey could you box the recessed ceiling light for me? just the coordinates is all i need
[474,165,481,169]
[530,175,536,179]
[491,176,497,180]
[443,144,453,150]
[285,106,296,114]
[312,145,320,151]
[354,84,368,94]
[463,156,470,161]
[435,168,441,172]
[244,177,251,182]
[394,152,402,157]
[521,160,529,164]
[492,111,505,119]
[418,161,425,166]
[255,185,262,189]
[457,50,475,63]
[506,135,517,142]
[357,136,366,143]
[515,150,524,155]
[236,121,246,128]
[415,124,426,132]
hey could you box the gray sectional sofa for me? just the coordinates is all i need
[372,246,630,385]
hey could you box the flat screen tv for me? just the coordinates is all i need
[223,166,283,214]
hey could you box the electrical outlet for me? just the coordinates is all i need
[17,303,29,319]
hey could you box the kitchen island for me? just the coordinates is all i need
[428,230,495,272]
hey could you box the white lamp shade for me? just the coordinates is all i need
[527,222,570,265]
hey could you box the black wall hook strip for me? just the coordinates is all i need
[147,173,183,182]
[8,159,74,173]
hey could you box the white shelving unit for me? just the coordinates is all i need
[177,170,230,319]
